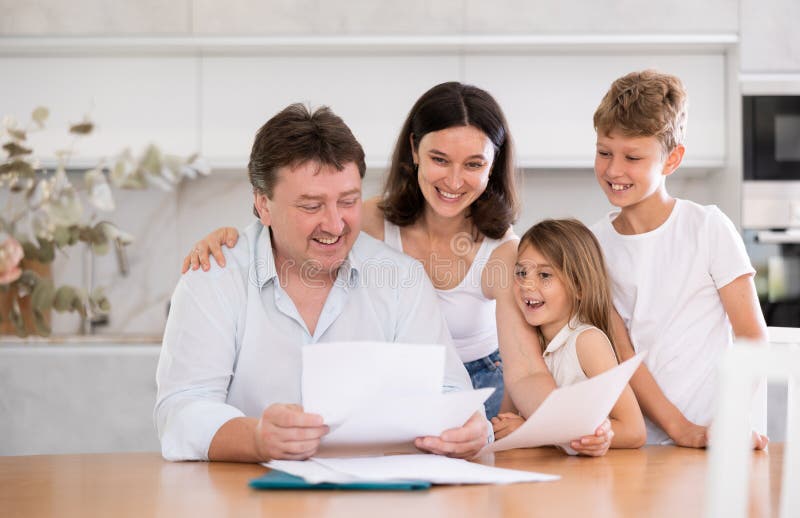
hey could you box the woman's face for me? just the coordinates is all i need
[412,125,495,220]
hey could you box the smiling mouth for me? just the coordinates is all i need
[523,298,544,309]
[610,183,632,192]
[436,187,464,200]
[312,235,342,245]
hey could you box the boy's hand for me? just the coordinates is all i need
[669,419,708,448]
[570,418,614,456]
[751,430,769,450]
[491,412,525,440]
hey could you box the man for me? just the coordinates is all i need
[155,104,488,462]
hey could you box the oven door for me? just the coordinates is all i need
[745,229,800,327]
[744,96,800,181]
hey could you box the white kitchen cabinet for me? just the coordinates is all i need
[201,55,460,169]
[0,56,199,162]
[741,0,800,73]
[464,53,727,169]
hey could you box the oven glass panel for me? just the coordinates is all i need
[775,115,800,162]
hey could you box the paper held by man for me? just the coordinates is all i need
[263,342,643,487]
[301,341,493,456]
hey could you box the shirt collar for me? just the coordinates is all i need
[251,223,360,290]
[542,315,583,356]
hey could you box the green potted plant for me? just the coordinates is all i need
[0,107,209,337]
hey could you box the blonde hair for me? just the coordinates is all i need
[518,219,617,359]
[593,69,688,154]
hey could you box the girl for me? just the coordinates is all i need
[492,219,646,451]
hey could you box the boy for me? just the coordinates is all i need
[589,69,769,449]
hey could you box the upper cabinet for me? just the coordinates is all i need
[201,55,460,169]
[0,36,732,172]
[464,53,726,169]
[0,55,199,163]
[740,0,800,73]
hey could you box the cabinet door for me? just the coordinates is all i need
[0,57,199,161]
[463,54,726,169]
[741,0,800,73]
[201,55,460,169]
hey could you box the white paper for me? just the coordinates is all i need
[268,454,559,485]
[324,388,494,445]
[265,459,362,484]
[483,353,645,454]
[301,341,491,454]
[302,342,445,425]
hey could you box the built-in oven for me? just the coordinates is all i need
[742,95,800,327]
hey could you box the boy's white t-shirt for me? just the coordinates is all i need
[590,198,755,444]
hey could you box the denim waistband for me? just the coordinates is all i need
[463,349,501,375]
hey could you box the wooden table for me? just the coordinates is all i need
[0,445,782,518]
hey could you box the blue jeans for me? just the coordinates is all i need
[463,349,503,419]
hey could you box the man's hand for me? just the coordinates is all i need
[415,411,488,459]
[569,418,614,456]
[491,412,525,440]
[254,404,329,461]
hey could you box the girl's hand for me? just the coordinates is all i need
[181,227,240,273]
[491,412,525,440]
[570,418,614,457]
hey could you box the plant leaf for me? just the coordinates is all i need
[33,310,51,336]
[8,128,26,140]
[3,142,32,157]
[53,285,76,312]
[9,296,26,337]
[36,238,55,263]
[88,175,115,211]
[69,122,94,135]
[0,159,35,178]
[31,276,55,312]
[32,106,49,128]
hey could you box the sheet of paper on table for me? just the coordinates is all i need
[301,342,492,454]
[483,353,645,454]
[266,454,559,485]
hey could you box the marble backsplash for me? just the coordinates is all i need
[46,169,385,336]
[42,166,718,337]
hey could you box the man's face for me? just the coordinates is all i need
[256,161,362,282]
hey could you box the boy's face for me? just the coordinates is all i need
[594,131,683,210]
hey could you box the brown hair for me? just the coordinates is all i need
[593,69,688,154]
[248,103,366,217]
[518,219,618,359]
[378,82,519,239]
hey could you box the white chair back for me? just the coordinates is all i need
[705,327,800,518]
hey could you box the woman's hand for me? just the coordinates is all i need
[181,227,240,273]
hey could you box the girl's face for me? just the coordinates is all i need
[514,243,574,344]
[412,125,495,221]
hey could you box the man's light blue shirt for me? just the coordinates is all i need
[155,221,472,461]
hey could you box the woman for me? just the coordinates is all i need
[185,83,559,424]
